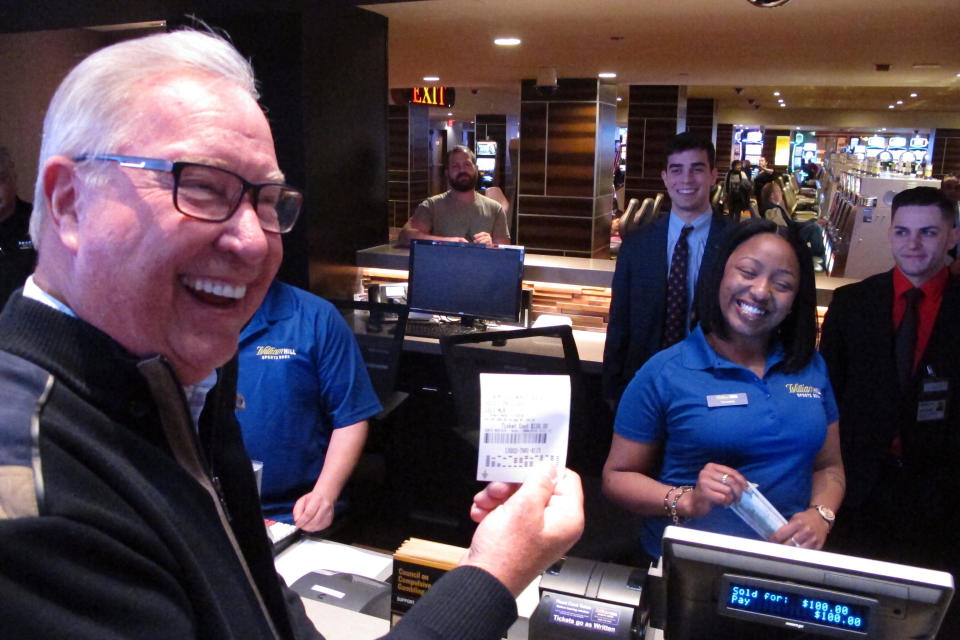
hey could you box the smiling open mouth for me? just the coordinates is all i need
[737,299,768,318]
[181,276,246,306]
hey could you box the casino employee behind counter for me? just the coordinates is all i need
[397,145,510,247]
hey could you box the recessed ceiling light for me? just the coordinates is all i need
[910,92,918,97]
[889,104,895,109]
[422,76,440,82]
[494,37,521,46]
[598,72,617,79]
[773,91,780,96]
[896,100,903,105]
[777,98,784,103]
[447,112,453,116]
[779,103,786,108]
[616,96,622,102]
[912,63,941,70]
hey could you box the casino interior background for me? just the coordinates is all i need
[2,0,959,554]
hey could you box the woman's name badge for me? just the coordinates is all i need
[706,393,748,408]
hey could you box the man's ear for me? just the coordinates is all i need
[948,224,960,252]
[43,156,82,254]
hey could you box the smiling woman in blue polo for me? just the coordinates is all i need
[602,219,844,561]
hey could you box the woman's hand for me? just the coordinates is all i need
[769,508,831,550]
[678,463,748,519]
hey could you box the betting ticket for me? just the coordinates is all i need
[729,482,789,541]
[476,373,570,483]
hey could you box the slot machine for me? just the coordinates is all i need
[475,140,497,193]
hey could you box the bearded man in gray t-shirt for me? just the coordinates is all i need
[398,145,510,247]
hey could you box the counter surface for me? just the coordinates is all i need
[357,243,616,288]
[357,243,860,306]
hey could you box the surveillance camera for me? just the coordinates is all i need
[535,67,558,96]
[734,88,743,95]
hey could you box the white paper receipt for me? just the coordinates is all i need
[477,373,570,482]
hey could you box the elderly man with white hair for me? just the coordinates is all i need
[0,29,583,640]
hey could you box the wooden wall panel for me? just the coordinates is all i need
[519,102,548,195]
[386,103,429,228]
[716,123,734,174]
[517,78,615,257]
[624,85,684,206]
[517,215,595,254]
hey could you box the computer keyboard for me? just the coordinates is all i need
[404,321,485,339]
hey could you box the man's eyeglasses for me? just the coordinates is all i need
[73,154,304,234]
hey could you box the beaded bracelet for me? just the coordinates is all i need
[668,485,694,525]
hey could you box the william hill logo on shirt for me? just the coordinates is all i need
[255,345,296,360]
[785,383,822,399]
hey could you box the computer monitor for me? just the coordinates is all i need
[407,240,525,326]
[661,526,953,640]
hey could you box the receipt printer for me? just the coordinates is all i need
[529,557,646,640]
[290,570,391,620]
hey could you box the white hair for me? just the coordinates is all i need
[30,28,259,246]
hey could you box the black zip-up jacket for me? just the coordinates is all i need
[0,293,516,639]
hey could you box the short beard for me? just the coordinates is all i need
[449,173,477,192]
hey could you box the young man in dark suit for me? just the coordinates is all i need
[820,186,960,635]
[603,132,729,408]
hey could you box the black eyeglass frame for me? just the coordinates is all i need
[73,153,304,233]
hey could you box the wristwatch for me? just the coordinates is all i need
[811,504,836,527]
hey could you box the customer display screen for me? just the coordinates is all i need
[718,574,876,637]
[407,240,524,323]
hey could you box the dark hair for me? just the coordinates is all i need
[891,186,956,226]
[664,131,716,169]
[696,219,818,373]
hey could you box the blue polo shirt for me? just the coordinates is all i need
[236,281,381,522]
[614,325,839,558]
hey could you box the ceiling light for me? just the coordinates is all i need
[598,72,617,79]
[616,96,622,102]
[910,92,919,97]
[896,100,903,105]
[779,104,786,108]
[447,112,453,116]
[422,76,440,82]
[773,91,781,96]
[777,98,784,103]
[912,63,941,70]
[494,37,521,46]
[889,105,895,109]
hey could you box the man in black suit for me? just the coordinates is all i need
[603,132,728,407]
[820,186,960,635]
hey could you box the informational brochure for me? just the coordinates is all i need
[729,482,790,541]
[476,373,570,483]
